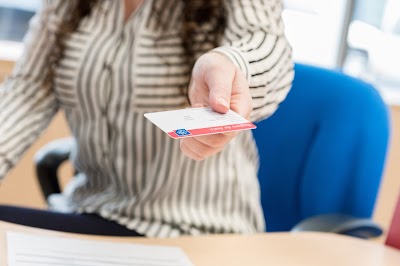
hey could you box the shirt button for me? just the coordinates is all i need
[103,62,112,72]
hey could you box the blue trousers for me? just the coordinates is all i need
[0,205,142,236]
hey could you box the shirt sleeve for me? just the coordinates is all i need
[0,0,63,179]
[213,0,294,122]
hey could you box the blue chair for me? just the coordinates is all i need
[253,64,390,237]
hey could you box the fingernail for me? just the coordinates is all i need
[193,103,206,108]
[218,97,229,108]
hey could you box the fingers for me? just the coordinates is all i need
[206,70,234,114]
[230,68,253,120]
[205,57,235,114]
[180,132,236,161]
[194,132,237,148]
[188,78,209,107]
[183,52,253,161]
[180,138,220,161]
[190,52,236,114]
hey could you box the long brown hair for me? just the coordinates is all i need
[47,0,226,87]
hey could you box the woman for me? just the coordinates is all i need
[0,0,294,237]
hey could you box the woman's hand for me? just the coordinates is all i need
[180,52,253,161]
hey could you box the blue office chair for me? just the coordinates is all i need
[253,63,390,237]
[35,64,390,238]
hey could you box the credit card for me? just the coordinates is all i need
[144,107,256,139]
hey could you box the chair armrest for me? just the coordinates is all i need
[34,137,74,200]
[291,214,383,239]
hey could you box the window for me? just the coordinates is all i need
[0,0,40,41]
[283,0,353,68]
[344,0,400,104]
[0,0,40,61]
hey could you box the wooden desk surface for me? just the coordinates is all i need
[0,221,399,266]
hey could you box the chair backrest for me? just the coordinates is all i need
[253,64,390,232]
[386,192,400,249]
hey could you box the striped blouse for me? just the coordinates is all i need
[0,0,294,237]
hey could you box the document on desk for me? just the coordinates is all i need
[7,231,193,266]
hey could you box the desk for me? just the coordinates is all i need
[0,221,399,266]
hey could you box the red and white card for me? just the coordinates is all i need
[144,107,256,139]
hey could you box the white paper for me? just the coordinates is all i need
[7,231,193,266]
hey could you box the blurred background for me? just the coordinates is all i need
[0,0,399,240]
[1,0,399,99]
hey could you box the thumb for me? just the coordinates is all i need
[205,65,235,114]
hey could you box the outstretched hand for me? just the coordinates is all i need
[180,52,253,161]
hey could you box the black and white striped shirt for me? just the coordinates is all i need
[0,0,294,237]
